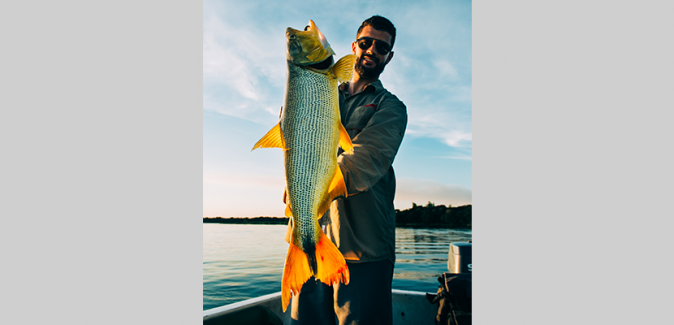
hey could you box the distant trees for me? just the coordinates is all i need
[395,202,471,229]
[203,203,472,229]
[202,216,288,225]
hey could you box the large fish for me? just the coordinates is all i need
[251,20,356,312]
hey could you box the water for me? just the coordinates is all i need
[203,224,471,310]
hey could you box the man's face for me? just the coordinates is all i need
[352,26,394,79]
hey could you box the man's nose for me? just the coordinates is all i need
[365,43,378,54]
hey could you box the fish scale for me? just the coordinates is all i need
[251,20,356,312]
[283,63,340,249]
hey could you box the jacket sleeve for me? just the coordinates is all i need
[338,96,407,195]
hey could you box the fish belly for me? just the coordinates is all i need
[278,63,350,312]
[282,64,340,248]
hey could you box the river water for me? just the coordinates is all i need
[203,224,471,310]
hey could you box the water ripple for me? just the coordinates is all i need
[203,224,471,310]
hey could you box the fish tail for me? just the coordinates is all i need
[281,241,312,312]
[305,241,319,275]
[314,231,350,287]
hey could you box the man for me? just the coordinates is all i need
[290,15,407,325]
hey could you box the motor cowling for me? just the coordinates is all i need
[448,242,472,274]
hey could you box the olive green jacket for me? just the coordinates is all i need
[323,80,408,264]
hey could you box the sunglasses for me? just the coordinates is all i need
[356,37,392,55]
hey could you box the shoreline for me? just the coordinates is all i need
[203,203,472,229]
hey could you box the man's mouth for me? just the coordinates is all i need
[361,55,378,65]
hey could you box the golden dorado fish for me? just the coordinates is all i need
[251,20,356,312]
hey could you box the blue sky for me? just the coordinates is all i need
[203,0,472,217]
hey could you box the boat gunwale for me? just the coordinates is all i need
[203,289,431,321]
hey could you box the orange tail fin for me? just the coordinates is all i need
[314,231,350,287]
[281,242,312,312]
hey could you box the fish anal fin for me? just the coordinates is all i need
[330,54,356,82]
[314,231,350,286]
[316,166,347,219]
[328,166,347,202]
[281,242,312,312]
[285,203,293,217]
[337,122,353,154]
[251,122,285,151]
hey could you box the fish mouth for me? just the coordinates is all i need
[286,20,335,65]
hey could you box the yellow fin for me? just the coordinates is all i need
[314,231,350,286]
[251,123,284,150]
[328,166,347,202]
[315,166,348,219]
[338,122,354,154]
[330,54,356,82]
[281,242,312,312]
[285,203,293,217]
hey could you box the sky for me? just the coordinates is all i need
[203,0,472,217]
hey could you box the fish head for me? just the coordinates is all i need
[286,20,335,66]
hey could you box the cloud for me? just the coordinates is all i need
[202,9,287,125]
[202,0,473,217]
[433,60,460,81]
[404,108,472,148]
[395,178,472,208]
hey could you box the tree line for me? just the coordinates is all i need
[203,203,471,229]
[395,202,471,228]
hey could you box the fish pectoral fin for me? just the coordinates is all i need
[330,54,356,82]
[315,231,350,286]
[251,122,285,151]
[281,242,312,312]
[338,122,354,154]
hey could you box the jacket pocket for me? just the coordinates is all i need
[345,104,376,135]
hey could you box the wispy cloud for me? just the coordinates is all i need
[203,8,287,125]
[203,0,473,217]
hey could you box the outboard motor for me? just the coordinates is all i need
[448,242,472,274]
[427,241,472,325]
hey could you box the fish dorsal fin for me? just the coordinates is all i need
[251,122,285,150]
[337,121,353,154]
[330,54,356,82]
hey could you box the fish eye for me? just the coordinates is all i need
[289,34,296,39]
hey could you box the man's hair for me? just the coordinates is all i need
[357,15,396,49]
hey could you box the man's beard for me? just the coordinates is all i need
[355,54,386,79]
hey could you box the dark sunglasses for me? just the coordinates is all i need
[356,37,392,55]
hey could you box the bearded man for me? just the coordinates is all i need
[290,15,408,325]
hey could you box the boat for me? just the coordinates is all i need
[203,289,438,324]
[203,242,471,324]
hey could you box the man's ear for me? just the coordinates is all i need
[351,41,357,54]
